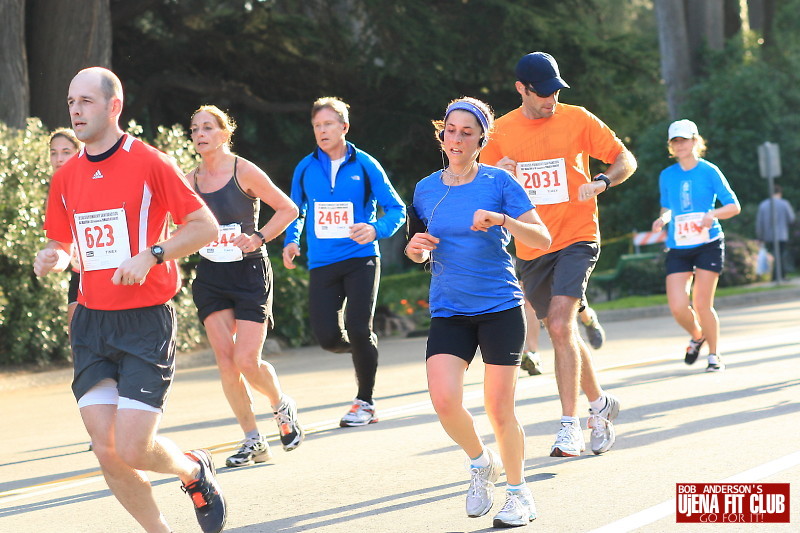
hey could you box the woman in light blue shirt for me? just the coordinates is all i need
[651,119,740,372]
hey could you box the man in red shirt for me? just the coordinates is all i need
[482,52,637,458]
[34,67,225,533]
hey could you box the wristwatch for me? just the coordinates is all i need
[150,244,165,264]
[254,230,267,245]
[592,173,611,191]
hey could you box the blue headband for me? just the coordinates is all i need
[444,101,489,135]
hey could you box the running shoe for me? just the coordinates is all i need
[588,393,620,455]
[493,488,537,527]
[182,449,227,533]
[706,354,726,372]
[685,337,705,365]
[550,421,585,457]
[339,398,379,427]
[519,351,543,376]
[581,312,606,350]
[274,395,304,451]
[466,448,503,518]
[225,436,272,467]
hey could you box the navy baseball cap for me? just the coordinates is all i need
[515,52,570,95]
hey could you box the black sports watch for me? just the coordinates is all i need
[592,173,611,191]
[254,230,267,245]
[150,244,165,264]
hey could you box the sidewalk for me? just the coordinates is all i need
[2,279,798,393]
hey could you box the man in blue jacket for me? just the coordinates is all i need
[283,96,406,426]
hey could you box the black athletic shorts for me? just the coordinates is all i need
[665,238,725,275]
[192,255,273,325]
[426,306,525,366]
[67,269,80,305]
[516,241,600,318]
[71,304,176,409]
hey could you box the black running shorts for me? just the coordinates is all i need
[516,241,600,318]
[192,255,273,325]
[426,306,525,366]
[70,304,177,409]
[665,239,724,275]
[67,270,80,305]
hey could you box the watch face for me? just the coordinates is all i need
[153,246,164,255]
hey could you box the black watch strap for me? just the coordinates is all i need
[593,174,611,191]
[254,231,267,245]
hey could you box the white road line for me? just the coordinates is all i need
[587,451,800,533]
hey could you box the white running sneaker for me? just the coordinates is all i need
[225,436,272,467]
[706,354,726,372]
[465,448,503,518]
[339,398,379,427]
[588,393,620,455]
[549,421,585,457]
[493,488,537,527]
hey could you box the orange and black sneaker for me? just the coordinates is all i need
[182,449,227,533]
[274,395,304,451]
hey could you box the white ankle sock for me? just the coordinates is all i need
[470,450,490,468]
[589,395,606,413]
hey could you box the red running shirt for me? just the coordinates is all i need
[44,135,204,310]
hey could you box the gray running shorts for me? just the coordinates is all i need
[516,241,600,318]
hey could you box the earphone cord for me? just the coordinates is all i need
[425,177,451,276]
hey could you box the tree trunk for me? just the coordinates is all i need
[27,0,112,129]
[686,0,725,53]
[655,0,693,119]
[0,0,29,128]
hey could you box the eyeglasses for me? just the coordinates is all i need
[526,84,557,99]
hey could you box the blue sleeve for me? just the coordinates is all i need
[362,153,407,240]
[283,159,309,247]
[710,164,738,207]
[500,170,535,219]
[659,169,669,210]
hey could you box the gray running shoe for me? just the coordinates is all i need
[225,436,272,467]
[465,448,503,517]
[493,488,537,528]
[588,393,620,455]
[705,354,726,372]
[339,398,379,427]
[550,421,586,457]
[274,395,304,451]
[519,351,543,376]
[581,314,606,350]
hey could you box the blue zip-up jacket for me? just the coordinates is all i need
[283,141,406,269]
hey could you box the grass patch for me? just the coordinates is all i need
[592,283,790,311]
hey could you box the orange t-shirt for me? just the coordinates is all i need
[481,104,624,260]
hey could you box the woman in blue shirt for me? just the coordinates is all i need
[406,97,551,528]
[651,120,740,372]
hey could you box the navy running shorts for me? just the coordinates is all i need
[192,255,273,325]
[67,269,80,305]
[665,238,725,275]
[426,306,525,366]
[516,241,600,318]
[70,304,177,409]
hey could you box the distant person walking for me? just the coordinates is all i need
[282,97,406,427]
[651,119,740,372]
[755,184,795,280]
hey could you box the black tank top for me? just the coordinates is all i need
[194,158,263,259]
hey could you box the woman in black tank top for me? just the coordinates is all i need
[189,105,305,466]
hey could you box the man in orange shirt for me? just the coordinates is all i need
[482,52,637,457]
